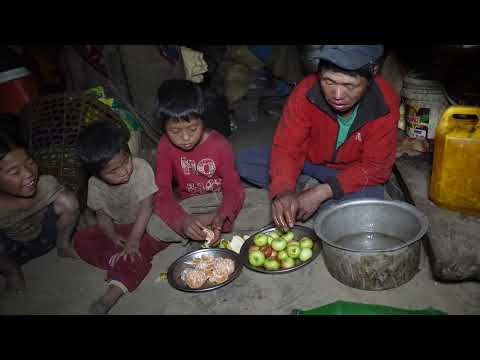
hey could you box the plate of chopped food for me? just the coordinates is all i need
[167,248,243,292]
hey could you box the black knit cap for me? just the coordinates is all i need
[317,45,384,70]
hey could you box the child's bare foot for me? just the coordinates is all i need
[89,298,112,315]
[89,284,124,315]
[57,247,80,259]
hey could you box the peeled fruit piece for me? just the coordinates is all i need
[299,247,313,262]
[300,237,314,249]
[203,228,215,244]
[264,257,280,271]
[248,245,260,253]
[254,234,269,247]
[286,243,301,259]
[281,257,296,269]
[271,238,287,252]
[183,268,207,289]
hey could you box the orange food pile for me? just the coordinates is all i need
[181,254,235,289]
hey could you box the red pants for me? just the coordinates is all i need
[73,224,169,292]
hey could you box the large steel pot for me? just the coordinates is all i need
[314,199,429,291]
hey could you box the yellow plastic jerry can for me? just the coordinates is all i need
[429,106,480,216]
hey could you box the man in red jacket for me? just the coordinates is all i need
[236,45,399,231]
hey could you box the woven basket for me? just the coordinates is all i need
[19,92,129,210]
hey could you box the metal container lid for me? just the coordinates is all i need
[403,72,444,89]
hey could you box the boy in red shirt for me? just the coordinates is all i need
[147,80,270,245]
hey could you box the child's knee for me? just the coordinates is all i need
[54,191,80,218]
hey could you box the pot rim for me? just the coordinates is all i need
[314,198,429,253]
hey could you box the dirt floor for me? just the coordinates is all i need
[1,100,479,315]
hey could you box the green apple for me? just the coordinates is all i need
[269,231,280,240]
[277,250,289,262]
[287,240,299,247]
[248,250,265,267]
[286,243,301,258]
[264,257,280,271]
[300,237,314,249]
[254,234,269,247]
[299,247,313,262]
[281,257,296,269]
[248,245,259,253]
[271,238,287,252]
[267,235,274,245]
[283,230,295,242]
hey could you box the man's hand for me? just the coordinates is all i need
[297,184,333,221]
[271,191,300,232]
[181,215,211,241]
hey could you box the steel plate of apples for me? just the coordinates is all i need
[240,225,321,274]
